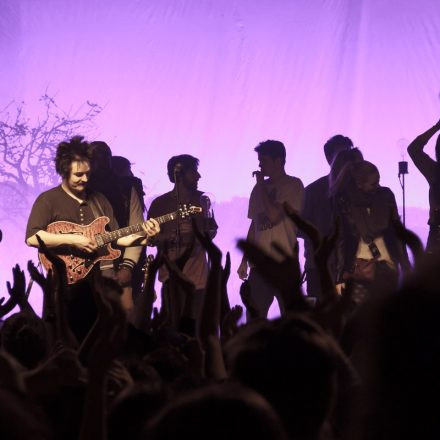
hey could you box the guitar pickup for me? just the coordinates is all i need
[95,235,105,247]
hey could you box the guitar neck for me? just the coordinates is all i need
[99,211,179,245]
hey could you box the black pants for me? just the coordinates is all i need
[247,268,285,320]
[426,226,440,254]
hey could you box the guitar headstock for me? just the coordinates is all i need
[179,204,203,218]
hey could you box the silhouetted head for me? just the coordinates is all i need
[0,388,53,439]
[332,148,364,176]
[329,148,364,193]
[55,136,91,179]
[255,139,286,165]
[225,315,339,440]
[330,159,379,197]
[324,134,354,165]
[145,384,287,440]
[109,383,166,440]
[254,140,286,179]
[112,156,133,177]
[89,141,113,172]
[1,312,47,369]
[351,160,380,193]
[362,255,440,439]
[167,154,200,191]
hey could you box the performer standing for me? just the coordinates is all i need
[407,118,440,253]
[148,154,218,322]
[331,160,409,298]
[87,141,146,312]
[237,140,304,319]
[111,155,148,302]
[302,135,354,300]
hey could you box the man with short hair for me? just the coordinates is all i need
[237,140,304,319]
[302,134,353,299]
[148,154,218,323]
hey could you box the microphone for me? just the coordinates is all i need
[174,163,183,173]
[174,163,183,181]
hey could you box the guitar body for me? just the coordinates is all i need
[38,216,121,284]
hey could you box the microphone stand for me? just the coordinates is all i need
[174,169,181,259]
[398,161,408,226]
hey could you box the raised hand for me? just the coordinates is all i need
[192,218,223,340]
[221,304,243,341]
[6,264,35,315]
[163,254,195,330]
[283,202,339,300]
[237,239,306,313]
[28,260,56,325]
[6,264,26,303]
[107,360,134,399]
[191,217,222,264]
[83,273,127,375]
[79,278,127,440]
[220,252,232,320]
[222,251,231,285]
[283,202,321,249]
[28,260,49,289]
[164,255,195,295]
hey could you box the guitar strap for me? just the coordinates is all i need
[88,193,105,218]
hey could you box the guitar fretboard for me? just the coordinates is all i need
[99,211,178,245]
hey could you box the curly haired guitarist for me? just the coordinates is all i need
[25,136,160,318]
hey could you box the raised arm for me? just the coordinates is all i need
[407,119,440,183]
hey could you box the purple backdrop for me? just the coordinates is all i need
[1,0,440,316]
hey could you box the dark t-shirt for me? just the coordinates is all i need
[302,175,333,268]
[148,189,217,289]
[26,185,118,241]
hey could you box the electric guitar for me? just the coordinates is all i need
[39,204,202,284]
